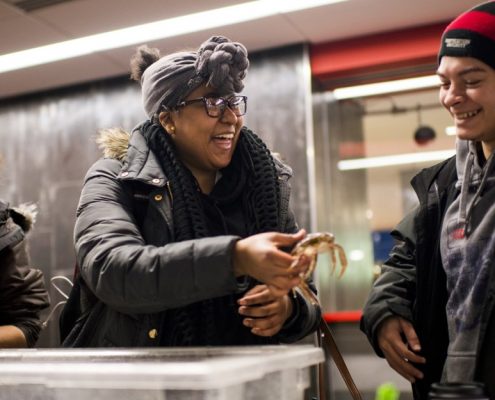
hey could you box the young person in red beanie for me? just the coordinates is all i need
[361,2,495,399]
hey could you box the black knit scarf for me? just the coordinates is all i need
[141,120,281,345]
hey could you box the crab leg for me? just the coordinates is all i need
[296,280,319,306]
[329,248,337,275]
[289,232,349,304]
[334,244,348,278]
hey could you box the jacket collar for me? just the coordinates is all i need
[118,126,167,187]
[411,156,457,203]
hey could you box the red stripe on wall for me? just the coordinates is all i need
[323,310,362,323]
[310,22,448,84]
[447,10,495,42]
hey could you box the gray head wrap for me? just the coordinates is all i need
[140,36,249,118]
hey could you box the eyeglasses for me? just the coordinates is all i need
[175,95,247,118]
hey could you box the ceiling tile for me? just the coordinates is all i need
[32,0,249,36]
[285,0,482,44]
[0,15,67,53]
[0,0,23,20]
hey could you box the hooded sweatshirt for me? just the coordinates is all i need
[440,139,495,381]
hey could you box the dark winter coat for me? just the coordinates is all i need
[0,200,50,347]
[63,126,320,347]
[360,156,495,399]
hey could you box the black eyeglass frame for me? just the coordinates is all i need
[174,95,248,118]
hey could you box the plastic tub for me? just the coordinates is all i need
[0,345,324,400]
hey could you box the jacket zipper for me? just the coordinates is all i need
[165,181,173,203]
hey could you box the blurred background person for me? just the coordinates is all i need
[0,197,50,348]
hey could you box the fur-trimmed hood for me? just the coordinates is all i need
[0,200,37,251]
[10,203,37,233]
[96,127,131,162]
[0,200,37,233]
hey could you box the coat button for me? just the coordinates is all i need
[121,171,129,177]
[151,178,160,184]
[154,194,163,201]
[148,329,158,339]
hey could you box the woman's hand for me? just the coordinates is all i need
[0,325,28,348]
[233,229,308,297]
[238,284,292,337]
[377,316,426,383]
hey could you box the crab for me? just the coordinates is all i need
[290,232,348,305]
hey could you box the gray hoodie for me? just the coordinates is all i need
[440,139,495,381]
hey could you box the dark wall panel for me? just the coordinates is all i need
[245,45,311,232]
[0,79,144,346]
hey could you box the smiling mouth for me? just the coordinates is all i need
[455,109,481,119]
[213,133,235,140]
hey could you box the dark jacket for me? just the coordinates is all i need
[0,200,50,347]
[64,126,320,347]
[360,156,495,399]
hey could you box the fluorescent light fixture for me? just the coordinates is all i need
[445,126,456,136]
[338,149,455,170]
[349,249,365,261]
[0,0,348,74]
[332,75,441,100]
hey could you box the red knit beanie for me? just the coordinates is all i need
[438,1,495,69]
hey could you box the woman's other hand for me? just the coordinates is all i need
[237,284,292,337]
[233,229,308,297]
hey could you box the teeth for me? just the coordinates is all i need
[214,133,234,140]
[457,110,480,119]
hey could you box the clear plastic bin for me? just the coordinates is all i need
[0,345,323,400]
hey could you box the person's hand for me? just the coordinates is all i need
[237,284,292,337]
[233,229,308,297]
[377,316,426,383]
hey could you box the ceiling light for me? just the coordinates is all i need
[349,250,365,261]
[0,0,348,74]
[332,75,441,100]
[338,149,455,170]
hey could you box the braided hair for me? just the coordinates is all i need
[130,36,249,118]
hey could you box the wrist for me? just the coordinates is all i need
[281,293,300,329]
[232,240,245,277]
[284,294,294,321]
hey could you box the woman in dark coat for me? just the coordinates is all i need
[62,35,320,347]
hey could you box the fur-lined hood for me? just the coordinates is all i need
[0,200,37,233]
[10,203,37,233]
[96,127,131,162]
[0,200,37,251]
